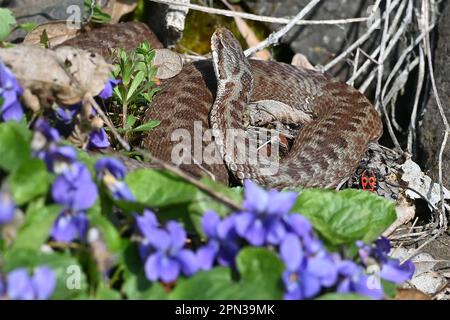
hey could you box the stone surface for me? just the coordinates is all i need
[145,1,189,48]
[2,0,85,42]
[245,0,373,77]
[419,1,450,187]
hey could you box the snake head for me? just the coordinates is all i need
[211,28,249,80]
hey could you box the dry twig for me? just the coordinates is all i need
[148,0,369,26]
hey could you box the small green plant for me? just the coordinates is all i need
[84,0,111,24]
[111,41,160,139]
[0,8,37,44]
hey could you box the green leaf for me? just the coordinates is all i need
[170,270,282,300]
[125,169,197,208]
[170,248,284,300]
[96,283,122,299]
[0,8,16,41]
[122,272,168,299]
[0,121,32,172]
[85,0,111,24]
[126,114,137,130]
[121,59,133,87]
[91,11,111,24]
[40,253,89,300]
[11,203,61,251]
[113,85,123,103]
[382,279,397,299]
[88,203,123,253]
[292,189,396,245]
[169,268,235,300]
[189,178,242,235]
[316,293,370,300]
[236,248,284,290]
[131,120,161,132]
[120,242,169,299]
[18,22,37,32]
[8,158,51,205]
[126,70,145,101]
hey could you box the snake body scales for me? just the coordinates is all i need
[62,22,383,189]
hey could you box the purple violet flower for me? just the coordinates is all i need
[33,118,60,142]
[51,162,98,211]
[281,234,338,300]
[0,62,24,122]
[135,210,159,260]
[6,266,56,300]
[357,237,415,285]
[99,78,120,99]
[0,274,4,297]
[94,157,127,180]
[53,103,110,150]
[135,210,198,283]
[380,259,415,284]
[94,157,134,201]
[51,209,89,243]
[31,118,75,173]
[44,145,78,174]
[54,104,80,124]
[196,211,240,270]
[88,128,110,149]
[335,259,384,300]
[234,180,298,246]
[0,192,15,225]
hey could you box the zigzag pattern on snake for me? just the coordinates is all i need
[61,22,383,189]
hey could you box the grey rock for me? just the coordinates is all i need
[419,2,450,187]
[145,1,188,48]
[245,0,373,77]
[3,0,85,42]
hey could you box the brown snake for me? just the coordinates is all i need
[144,28,383,189]
[61,23,383,189]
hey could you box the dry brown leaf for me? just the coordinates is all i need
[401,159,450,207]
[0,45,112,107]
[382,200,416,237]
[54,46,112,101]
[153,49,183,79]
[291,53,316,70]
[23,21,81,47]
[102,0,138,24]
[394,288,431,300]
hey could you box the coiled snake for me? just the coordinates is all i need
[143,28,383,189]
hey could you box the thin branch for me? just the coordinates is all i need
[147,0,369,26]
[380,22,434,101]
[382,56,419,111]
[135,149,243,211]
[347,0,411,87]
[87,95,131,151]
[401,231,441,264]
[322,0,393,72]
[407,46,425,154]
[374,0,391,109]
[423,0,449,227]
[244,0,321,57]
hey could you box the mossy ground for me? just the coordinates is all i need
[177,2,270,55]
